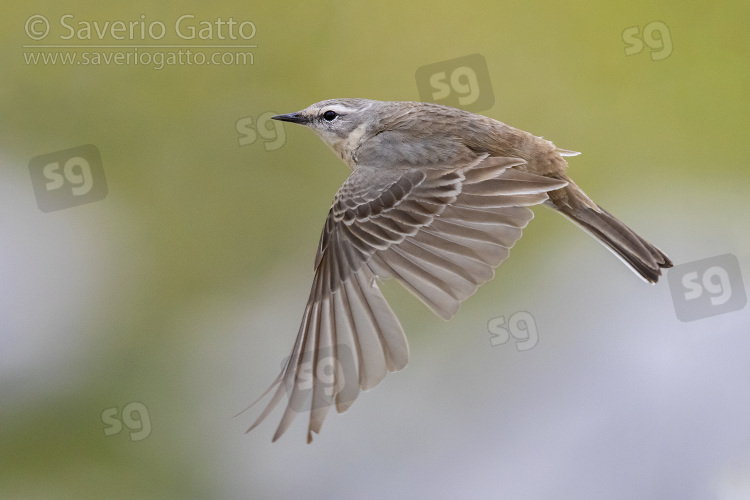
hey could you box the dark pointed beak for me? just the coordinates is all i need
[272,112,307,124]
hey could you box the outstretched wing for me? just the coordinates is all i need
[243,155,567,442]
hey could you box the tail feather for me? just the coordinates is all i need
[546,182,673,283]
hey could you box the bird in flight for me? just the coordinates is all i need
[241,98,672,443]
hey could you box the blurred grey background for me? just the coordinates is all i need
[1,1,749,499]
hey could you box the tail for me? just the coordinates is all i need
[545,180,673,283]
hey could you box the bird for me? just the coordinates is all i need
[240,98,673,443]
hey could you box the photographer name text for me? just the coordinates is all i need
[25,14,256,43]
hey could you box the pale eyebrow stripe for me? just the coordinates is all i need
[324,104,358,114]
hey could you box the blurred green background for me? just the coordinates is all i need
[2,1,749,499]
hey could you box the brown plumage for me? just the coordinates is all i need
[239,99,672,443]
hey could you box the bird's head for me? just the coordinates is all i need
[272,98,384,166]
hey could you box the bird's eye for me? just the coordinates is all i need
[323,110,338,121]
